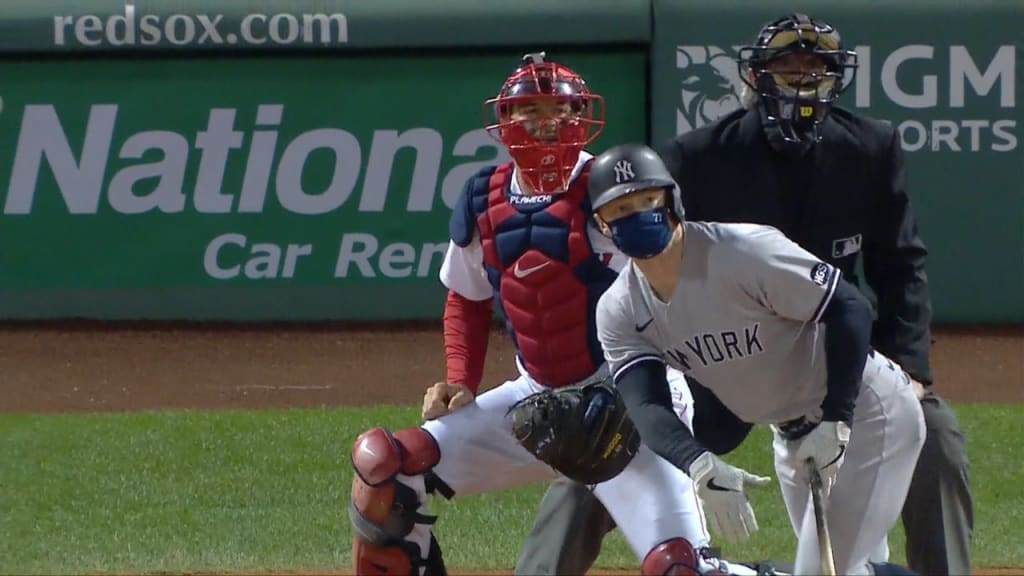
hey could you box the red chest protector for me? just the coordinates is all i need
[473,162,611,388]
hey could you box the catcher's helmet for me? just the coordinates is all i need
[736,14,858,145]
[484,52,604,195]
[588,143,685,222]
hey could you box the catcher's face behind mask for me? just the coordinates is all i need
[507,380,640,485]
[484,52,605,194]
[737,13,858,148]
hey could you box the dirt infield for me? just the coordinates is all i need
[0,322,1020,414]
[1,321,1021,575]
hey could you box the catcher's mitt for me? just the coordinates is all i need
[507,380,641,485]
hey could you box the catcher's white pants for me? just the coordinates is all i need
[412,364,710,563]
[774,351,926,575]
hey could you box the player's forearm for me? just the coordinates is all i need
[615,360,707,473]
[689,378,754,455]
[443,290,493,395]
[820,280,874,422]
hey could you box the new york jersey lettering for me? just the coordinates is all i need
[665,347,691,370]
[683,323,764,368]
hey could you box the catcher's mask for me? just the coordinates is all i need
[484,52,605,194]
[737,14,857,148]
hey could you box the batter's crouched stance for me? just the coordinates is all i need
[349,54,748,576]
[587,144,927,575]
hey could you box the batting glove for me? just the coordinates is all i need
[688,451,772,543]
[777,418,851,495]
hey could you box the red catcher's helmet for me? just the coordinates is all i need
[484,52,605,194]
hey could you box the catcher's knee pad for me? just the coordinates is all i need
[642,538,699,576]
[350,427,448,575]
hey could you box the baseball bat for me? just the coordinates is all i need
[805,458,836,576]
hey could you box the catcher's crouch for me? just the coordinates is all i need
[348,53,763,576]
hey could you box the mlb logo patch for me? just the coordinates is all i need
[832,234,863,258]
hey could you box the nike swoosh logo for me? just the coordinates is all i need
[513,261,550,279]
[635,318,653,332]
[823,445,847,468]
[706,479,736,492]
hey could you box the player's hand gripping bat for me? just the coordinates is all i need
[805,457,837,576]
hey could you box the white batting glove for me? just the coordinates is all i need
[777,419,851,495]
[688,452,771,543]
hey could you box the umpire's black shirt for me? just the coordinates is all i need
[661,106,933,385]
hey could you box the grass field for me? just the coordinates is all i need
[1,403,1021,574]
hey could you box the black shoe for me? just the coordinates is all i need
[870,561,919,576]
[736,560,794,576]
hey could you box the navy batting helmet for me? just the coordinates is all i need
[588,143,685,222]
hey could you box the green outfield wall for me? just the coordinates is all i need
[0,0,1019,321]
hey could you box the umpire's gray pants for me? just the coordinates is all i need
[902,390,973,575]
[513,477,616,576]
[514,390,973,576]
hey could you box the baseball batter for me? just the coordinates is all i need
[347,54,756,576]
[588,143,927,575]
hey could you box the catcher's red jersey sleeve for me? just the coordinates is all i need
[443,290,492,394]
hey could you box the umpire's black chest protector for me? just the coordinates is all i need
[668,107,892,281]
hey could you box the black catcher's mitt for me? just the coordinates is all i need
[507,380,641,485]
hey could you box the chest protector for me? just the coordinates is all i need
[465,162,616,388]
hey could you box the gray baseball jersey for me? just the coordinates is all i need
[597,221,840,424]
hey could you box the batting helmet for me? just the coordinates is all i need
[588,143,685,222]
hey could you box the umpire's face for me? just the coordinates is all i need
[763,53,834,99]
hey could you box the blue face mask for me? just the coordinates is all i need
[608,208,673,259]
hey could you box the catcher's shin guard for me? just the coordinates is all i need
[351,536,446,576]
[642,538,700,576]
[350,427,448,575]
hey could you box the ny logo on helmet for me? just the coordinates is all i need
[613,160,635,183]
[676,45,745,136]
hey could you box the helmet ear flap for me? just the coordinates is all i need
[669,185,686,223]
